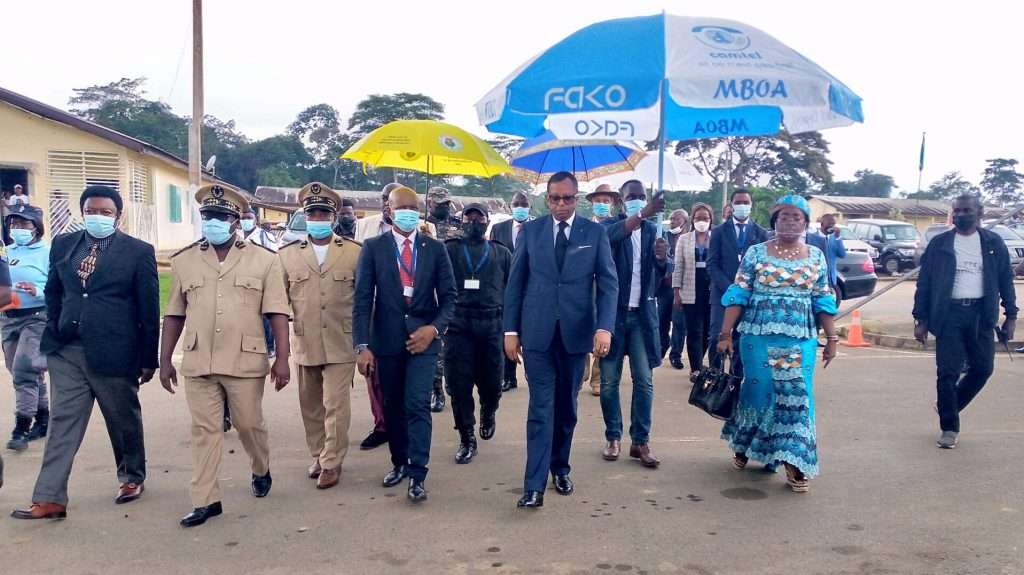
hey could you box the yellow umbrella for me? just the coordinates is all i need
[342,119,511,178]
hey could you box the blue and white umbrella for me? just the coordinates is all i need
[476,13,863,189]
[510,130,646,185]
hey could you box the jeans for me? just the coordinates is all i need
[934,303,995,433]
[599,310,654,444]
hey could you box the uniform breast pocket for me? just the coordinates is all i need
[332,271,354,302]
[235,276,264,307]
[184,278,205,305]
[288,271,310,300]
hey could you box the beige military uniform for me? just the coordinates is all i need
[166,238,290,507]
[279,235,361,472]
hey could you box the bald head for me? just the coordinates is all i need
[389,186,420,211]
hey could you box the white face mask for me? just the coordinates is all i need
[693,221,710,233]
[669,226,684,235]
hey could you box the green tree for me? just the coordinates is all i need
[906,171,977,201]
[674,130,833,208]
[346,93,445,139]
[980,158,1023,206]
[217,135,312,193]
[825,169,897,198]
[89,99,189,157]
[69,77,147,120]
[287,104,343,165]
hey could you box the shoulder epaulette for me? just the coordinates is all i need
[280,239,303,250]
[341,237,362,247]
[171,239,205,258]
[251,242,278,254]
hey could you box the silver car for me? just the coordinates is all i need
[923,223,1024,266]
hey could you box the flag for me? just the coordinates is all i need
[918,132,926,172]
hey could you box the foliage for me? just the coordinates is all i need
[824,169,897,198]
[905,171,977,201]
[980,158,1023,206]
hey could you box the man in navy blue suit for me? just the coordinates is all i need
[599,181,669,468]
[707,188,769,371]
[353,186,457,503]
[504,171,618,509]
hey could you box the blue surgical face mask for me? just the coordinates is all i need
[592,202,611,218]
[240,219,255,232]
[732,203,752,220]
[84,214,117,239]
[10,229,34,246]
[625,199,647,217]
[307,220,334,240]
[511,206,530,222]
[202,218,234,245]
[393,209,420,233]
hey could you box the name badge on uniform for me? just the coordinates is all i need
[464,279,481,290]
[696,261,707,268]
[403,286,415,298]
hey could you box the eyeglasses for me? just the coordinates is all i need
[547,194,577,205]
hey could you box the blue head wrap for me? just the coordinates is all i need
[773,194,811,220]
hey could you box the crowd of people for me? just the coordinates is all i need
[0,172,1017,526]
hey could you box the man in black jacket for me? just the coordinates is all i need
[913,194,1017,449]
[12,186,159,519]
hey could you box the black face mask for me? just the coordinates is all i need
[336,215,357,235]
[462,221,487,241]
[431,205,451,221]
[953,214,977,232]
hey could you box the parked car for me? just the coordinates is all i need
[846,218,921,275]
[923,222,1024,266]
[280,209,306,244]
[834,250,877,300]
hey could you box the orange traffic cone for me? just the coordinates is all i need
[842,309,872,348]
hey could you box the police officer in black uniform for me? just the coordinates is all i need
[426,186,462,413]
[443,203,511,464]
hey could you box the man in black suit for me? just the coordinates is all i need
[354,185,457,503]
[707,188,769,372]
[490,191,531,392]
[12,186,159,520]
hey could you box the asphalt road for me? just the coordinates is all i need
[0,346,1022,574]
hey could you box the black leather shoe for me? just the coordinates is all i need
[180,501,223,528]
[407,478,427,503]
[251,471,272,498]
[360,429,388,450]
[430,390,445,413]
[383,466,407,488]
[479,408,496,440]
[223,415,232,433]
[501,379,518,392]
[670,357,684,370]
[517,491,544,508]
[552,474,574,496]
[455,432,477,464]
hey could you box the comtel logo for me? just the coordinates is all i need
[692,25,751,51]
[544,85,627,111]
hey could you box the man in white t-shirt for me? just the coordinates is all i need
[913,194,1017,449]
[240,208,279,252]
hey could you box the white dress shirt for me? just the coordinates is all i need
[512,220,524,249]
[628,227,642,308]
[553,213,576,245]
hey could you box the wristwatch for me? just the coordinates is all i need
[355,344,369,354]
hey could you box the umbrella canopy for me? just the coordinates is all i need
[342,120,511,177]
[590,154,709,191]
[476,14,863,142]
[510,130,646,185]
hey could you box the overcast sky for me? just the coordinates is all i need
[4,1,1021,193]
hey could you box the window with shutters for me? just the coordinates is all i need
[128,160,151,203]
[46,150,121,236]
[169,184,182,222]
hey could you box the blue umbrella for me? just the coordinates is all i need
[476,13,863,192]
[510,130,646,185]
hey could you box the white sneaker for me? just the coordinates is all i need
[937,431,958,449]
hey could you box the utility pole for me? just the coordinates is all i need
[188,0,204,240]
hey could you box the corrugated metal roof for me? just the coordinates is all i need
[254,186,510,214]
[810,195,949,217]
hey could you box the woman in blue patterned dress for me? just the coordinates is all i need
[715,195,838,493]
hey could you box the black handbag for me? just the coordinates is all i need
[688,354,741,420]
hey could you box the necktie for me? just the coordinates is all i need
[77,243,99,288]
[513,223,521,248]
[399,238,414,304]
[555,221,569,272]
[737,223,747,249]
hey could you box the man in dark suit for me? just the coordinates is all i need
[490,191,531,393]
[707,188,769,372]
[599,181,668,467]
[354,185,457,503]
[504,171,618,509]
[12,186,159,520]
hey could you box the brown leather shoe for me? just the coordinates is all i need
[115,482,144,504]
[316,466,341,490]
[629,443,660,468]
[11,502,67,520]
[308,460,322,479]
[602,439,621,461]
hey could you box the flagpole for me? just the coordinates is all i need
[189,0,204,241]
[916,131,926,195]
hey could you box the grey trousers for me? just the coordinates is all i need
[2,311,49,417]
[32,342,145,505]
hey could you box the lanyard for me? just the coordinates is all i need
[395,238,417,279]
[696,244,706,262]
[462,242,490,277]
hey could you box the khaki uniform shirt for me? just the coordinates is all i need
[278,236,361,366]
[166,240,290,378]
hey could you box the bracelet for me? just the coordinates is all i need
[718,333,733,341]
[825,335,840,342]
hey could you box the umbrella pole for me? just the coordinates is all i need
[656,79,667,236]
